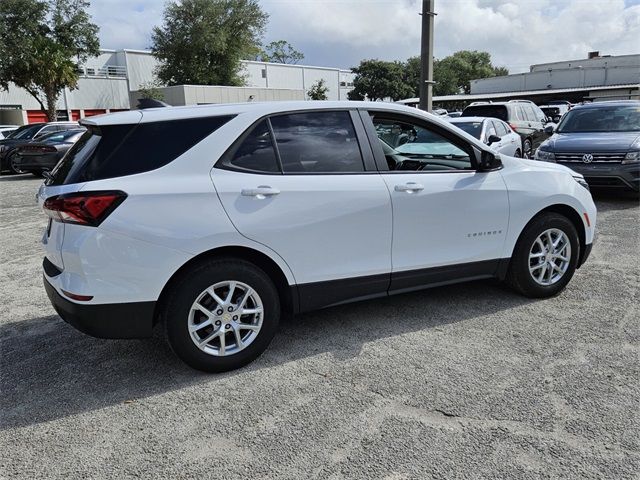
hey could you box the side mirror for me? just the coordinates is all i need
[478,150,502,171]
[544,124,555,135]
[487,134,501,145]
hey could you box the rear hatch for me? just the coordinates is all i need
[461,105,509,122]
[37,111,143,271]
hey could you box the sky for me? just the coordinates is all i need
[89,0,640,73]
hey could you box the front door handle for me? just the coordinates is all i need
[241,186,280,198]
[394,182,424,193]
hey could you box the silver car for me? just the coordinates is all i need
[448,116,523,157]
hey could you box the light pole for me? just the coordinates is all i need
[419,0,436,112]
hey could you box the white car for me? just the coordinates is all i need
[38,101,596,372]
[448,116,523,157]
[0,125,18,139]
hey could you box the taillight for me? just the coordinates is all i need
[21,145,57,153]
[508,123,518,132]
[43,191,127,226]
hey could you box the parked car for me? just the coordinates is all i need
[0,125,18,139]
[535,100,640,194]
[539,104,570,123]
[461,100,549,158]
[0,121,79,174]
[446,111,462,118]
[433,108,448,116]
[38,101,596,372]
[448,116,523,157]
[13,129,86,177]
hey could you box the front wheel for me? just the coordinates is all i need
[506,212,580,298]
[163,258,280,372]
[522,139,533,159]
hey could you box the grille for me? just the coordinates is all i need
[555,152,626,163]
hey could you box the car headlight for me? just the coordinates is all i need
[535,149,555,162]
[622,151,640,164]
[574,176,590,191]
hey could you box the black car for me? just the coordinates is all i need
[461,100,550,158]
[13,129,86,176]
[535,100,640,194]
[0,122,78,174]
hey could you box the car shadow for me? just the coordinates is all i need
[0,173,37,182]
[0,280,534,430]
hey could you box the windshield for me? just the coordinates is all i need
[557,105,640,133]
[461,105,508,122]
[451,121,483,139]
[7,124,42,140]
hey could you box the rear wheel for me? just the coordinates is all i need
[506,212,579,298]
[8,152,25,174]
[163,258,280,372]
[522,139,533,159]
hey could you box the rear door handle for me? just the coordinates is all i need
[394,182,424,193]
[241,186,280,198]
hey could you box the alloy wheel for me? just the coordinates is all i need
[187,280,263,356]
[528,228,571,286]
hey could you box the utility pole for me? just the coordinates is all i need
[419,0,436,112]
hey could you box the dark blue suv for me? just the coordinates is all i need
[535,101,640,194]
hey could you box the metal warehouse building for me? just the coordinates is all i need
[399,52,640,109]
[0,49,355,125]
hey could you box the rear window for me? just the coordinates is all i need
[461,105,508,122]
[47,116,233,185]
[451,121,483,139]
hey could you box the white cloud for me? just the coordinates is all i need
[88,0,640,72]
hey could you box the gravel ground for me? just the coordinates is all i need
[1,175,638,479]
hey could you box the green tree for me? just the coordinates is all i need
[0,0,100,121]
[152,0,268,87]
[348,60,414,102]
[433,50,507,96]
[307,79,328,100]
[259,40,304,64]
[402,51,507,97]
[137,81,165,101]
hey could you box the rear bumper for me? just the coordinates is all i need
[44,274,155,339]
[15,153,60,170]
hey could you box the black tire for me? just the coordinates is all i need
[522,139,532,159]
[32,171,45,178]
[513,149,522,158]
[163,258,280,372]
[506,212,580,298]
[8,152,25,174]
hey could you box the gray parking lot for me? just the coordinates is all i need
[1,175,638,479]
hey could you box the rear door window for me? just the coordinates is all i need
[47,116,234,185]
[270,111,364,173]
[222,120,280,173]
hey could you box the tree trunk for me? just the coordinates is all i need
[44,88,59,122]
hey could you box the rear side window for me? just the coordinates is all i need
[461,105,508,122]
[47,116,233,185]
[270,111,364,173]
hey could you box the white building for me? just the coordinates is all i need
[0,49,355,125]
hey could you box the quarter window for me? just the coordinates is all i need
[270,111,364,173]
[372,117,472,171]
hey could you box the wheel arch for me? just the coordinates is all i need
[501,203,587,279]
[153,246,297,325]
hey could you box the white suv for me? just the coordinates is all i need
[38,102,596,372]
